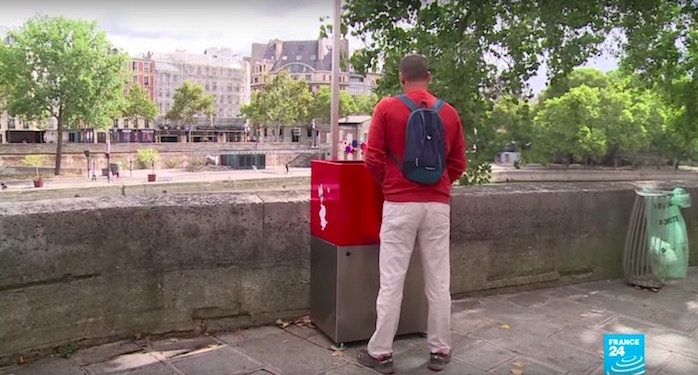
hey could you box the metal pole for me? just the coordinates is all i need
[330,0,341,160]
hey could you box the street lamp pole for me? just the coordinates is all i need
[330,0,341,160]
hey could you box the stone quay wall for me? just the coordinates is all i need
[0,143,324,171]
[1,182,697,362]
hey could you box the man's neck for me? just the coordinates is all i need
[402,83,428,93]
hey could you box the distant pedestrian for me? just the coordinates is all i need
[359,53,466,374]
[285,164,289,174]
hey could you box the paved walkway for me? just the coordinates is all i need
[2,269,697,375]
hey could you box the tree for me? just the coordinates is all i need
[239,70,313,141]
[340,1,614,172]
[122,84,157,124]
[612,1,698,165]
[353,93,379,115]
[538,67,610,103]
[165,81,214,126]
[532,85,607,166]
[310,86,358,124]
[0,16,126,175]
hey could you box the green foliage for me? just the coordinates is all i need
[165,81,214,125]
[22,154,47,177]
[240,71,314,141]
[0,16,126,175]
[353,93,379,115]
[614,1,698,163]
[459,161,492,186]
[122,85,157,122]
[136,148,158,170]
[310,86,359,124]
[528,68,676,166]
[340,1,613,156]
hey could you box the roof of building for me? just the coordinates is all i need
[151,50,245,70]
[255,39,348,73]
[339,115,372,124]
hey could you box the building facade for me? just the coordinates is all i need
[249,38,351,94]
[111,54,157,143]
[150,48,249,142]
[348,72,381,96]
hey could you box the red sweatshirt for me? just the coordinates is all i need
[365,89,467,204]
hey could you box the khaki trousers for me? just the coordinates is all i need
[367,201,452,357]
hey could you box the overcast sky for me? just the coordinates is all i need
[1,1,617,93]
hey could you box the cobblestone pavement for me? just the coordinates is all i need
[2,269,697,375]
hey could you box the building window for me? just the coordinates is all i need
[113,119,119,127]
[292,127,301,143]
[212,82,217,91]
[144,77,149,86]
[144,120,150,128]
[307,127,313,137]
[144,63,149,72]
[7,118,15,129]
[133,75,138,83]
[305,74,312,81]
[23,121,29,130]
[205,82,210,90]
[132,61,137,70]
[124,119,129,128]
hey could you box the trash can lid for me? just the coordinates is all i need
[669,187,691,208]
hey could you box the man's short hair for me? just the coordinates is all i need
[399,54,429,82]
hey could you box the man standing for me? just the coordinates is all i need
[358,54,466,373]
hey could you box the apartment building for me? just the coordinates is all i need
[112,54,157,143]
[249,38,351,94]
[151,48,249,142]
[249,38,381,98]
[348,72,381,96]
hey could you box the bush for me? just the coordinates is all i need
[163,158,181,169]
[459,161,492,186]
[22,154,48,177]
[185,158,204,172]
[136,148,159,170]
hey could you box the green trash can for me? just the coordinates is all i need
[623,187,691,289]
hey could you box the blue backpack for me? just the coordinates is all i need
[387,95,446,185]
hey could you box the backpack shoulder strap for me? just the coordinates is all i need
[431,99,445,112]
[395,94,419,112]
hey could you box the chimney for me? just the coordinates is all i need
[274,39,283,60]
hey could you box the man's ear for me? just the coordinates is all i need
[426,71,432,83]
[399,72,406,85]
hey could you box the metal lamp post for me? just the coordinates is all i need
[83,150,90,180]
[330,0,341,160]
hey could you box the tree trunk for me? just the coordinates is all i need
[54,118,64,176]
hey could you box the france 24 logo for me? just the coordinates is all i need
[603,333,645,374]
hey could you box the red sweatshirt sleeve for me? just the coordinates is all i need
[447,116,467,184]
[364,100,387,185]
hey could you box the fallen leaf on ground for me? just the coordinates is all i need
[293,315,313,327]
[283,340,289,343]
[332,351,344,357]
[579,313,589,318]
[511,368,523,375]
[500,323,510,329]
[275,319,290,328]
[512,361,523,368]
